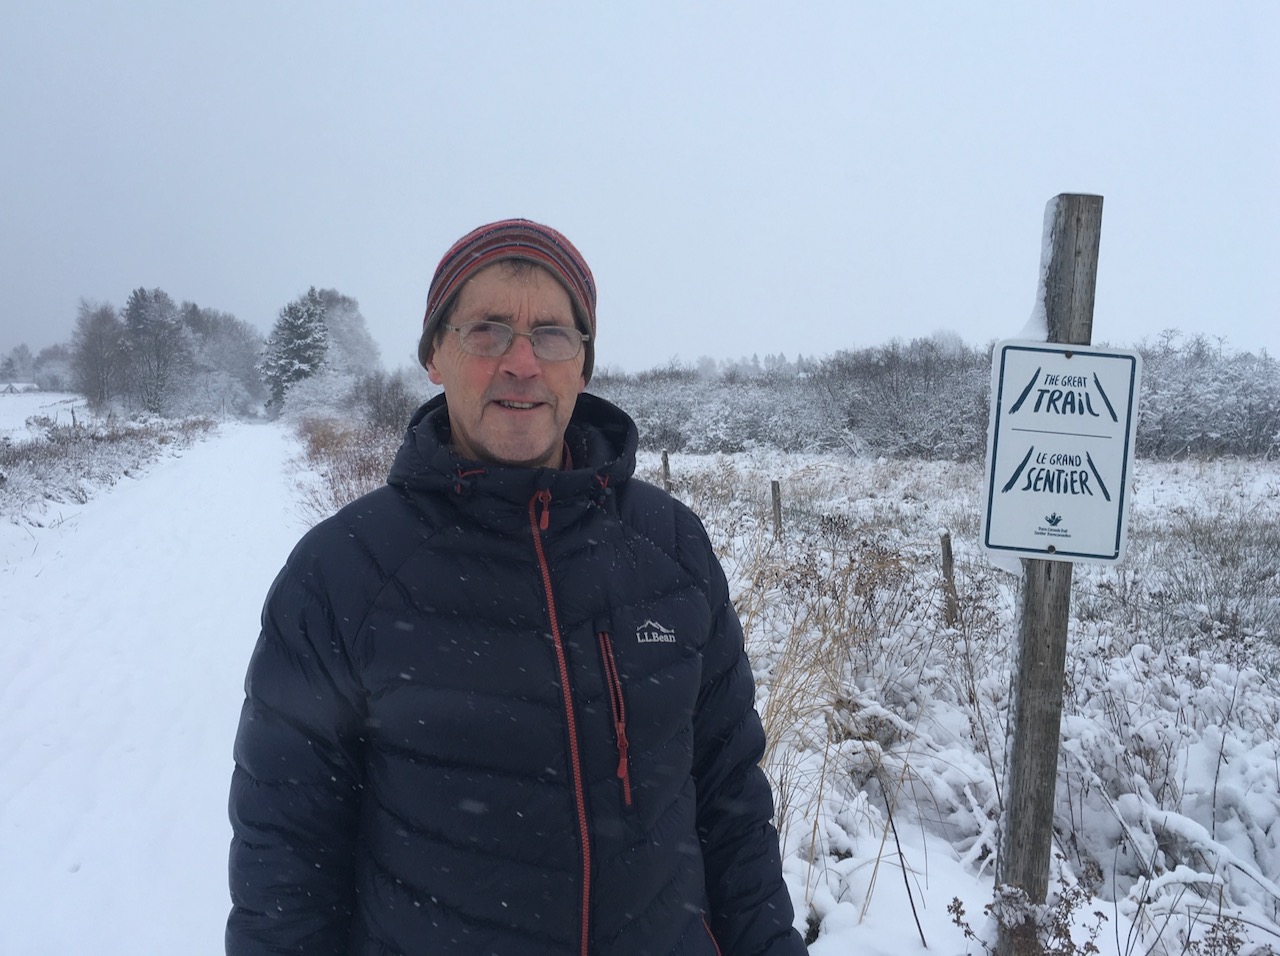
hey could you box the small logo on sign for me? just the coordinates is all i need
[636,620,676,644]
[1045,513,1063,526]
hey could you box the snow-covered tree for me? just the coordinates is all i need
[259,287,329,410]
[122,287,193,414]
[175,303,267,416]
[1,343,35,382]
[71,300,128,407]
[275,289,384,419]
[33,343,73,391]
[317,289,380,377]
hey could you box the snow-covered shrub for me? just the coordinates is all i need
[280,369,360,422]
[1058,628,1280,943]
[810,335,992,460]
[1135,332,1280,460]
[345,369,435,431]
[590,367,840,454]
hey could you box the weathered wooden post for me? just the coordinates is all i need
[770,480,782,539]
[661,450,671,492]
[996,194,1103,956]
[940,531,960,628]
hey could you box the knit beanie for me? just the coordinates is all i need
[419,219,598,382]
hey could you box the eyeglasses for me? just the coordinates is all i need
[443,321,589,362]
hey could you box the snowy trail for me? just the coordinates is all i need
[0,422,307,954]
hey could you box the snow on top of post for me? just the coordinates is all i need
[1016,197,1057,342]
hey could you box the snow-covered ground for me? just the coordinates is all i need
[0,421,301,953]
[0,390,87,440]
[2,405,1278,953]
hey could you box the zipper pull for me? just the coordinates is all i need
[614,719,632,806]
[615,724,630,780]
[536,489,551,531]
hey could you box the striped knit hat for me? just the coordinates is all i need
[419,219,598,382]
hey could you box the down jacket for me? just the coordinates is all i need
[227,392,806,955]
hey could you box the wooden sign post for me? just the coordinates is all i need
[995,194,1103,956]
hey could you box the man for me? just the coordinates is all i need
[227,219,806,955]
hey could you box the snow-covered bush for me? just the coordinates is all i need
[591,368,840,454]
[1135,332,1280,459]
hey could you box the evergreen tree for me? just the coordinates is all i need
[259,287,329,409]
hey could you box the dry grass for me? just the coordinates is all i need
[0,414,217,523]
[291,417,403,525]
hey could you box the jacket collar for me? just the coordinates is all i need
[387,392,638,516]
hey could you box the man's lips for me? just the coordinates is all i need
[492,398,547,410]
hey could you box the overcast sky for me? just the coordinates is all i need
[2,2,1276,372]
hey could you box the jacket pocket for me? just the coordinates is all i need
[596,631,634,809]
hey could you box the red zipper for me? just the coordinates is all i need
[596,632,633,808]
[702,915,724,956]
[528,488,591,956]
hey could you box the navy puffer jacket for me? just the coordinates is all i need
[227,393,806,955]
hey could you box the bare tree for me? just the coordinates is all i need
[71,300,128,407]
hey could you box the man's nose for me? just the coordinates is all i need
[498,331,541,376]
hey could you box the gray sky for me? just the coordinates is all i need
[2,2,1276,372]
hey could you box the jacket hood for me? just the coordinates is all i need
[387,391,639,510]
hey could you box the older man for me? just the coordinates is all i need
[227,219,806,955]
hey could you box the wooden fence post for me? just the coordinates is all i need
[770,480,782,538]
[996,194,1103,956]
[661,450,671,492]
[940,532,960,628]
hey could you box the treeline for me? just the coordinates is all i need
[7,311,1277,459]
[4,285,422,421]
[0,342,73,392]
[592,331,1280,460]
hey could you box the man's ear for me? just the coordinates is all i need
[426,351,444,386]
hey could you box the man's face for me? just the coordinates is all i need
[426,262,586,469]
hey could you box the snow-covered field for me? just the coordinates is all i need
[0,390,87,440]
[2,396,1279,954]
